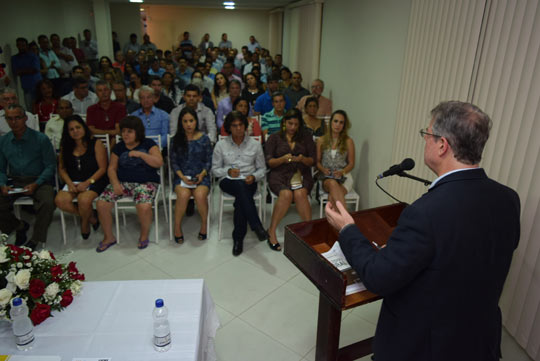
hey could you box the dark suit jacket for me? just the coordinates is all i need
[339,168,520,361]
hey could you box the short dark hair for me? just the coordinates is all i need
[130,33,137,38]
[224,111,248,134]
[149,76,162,84]
[72,77,89,88]
[430,101,492,165]
[304,96,319,109]
[267,74,280,83]
[120,116,146,142]
[271,91,285,102]
[229,79,241,90]
[184,84,200,95]
[38,34,47,42]
[16,37,28,44]
[233,97,249,109]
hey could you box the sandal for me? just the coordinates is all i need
[91,210,100,231]
[174,235,184,244]
[96,239,117,253]
[198,232,207,241]
[138,239,149,250]
[267,239,282,252]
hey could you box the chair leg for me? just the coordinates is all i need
[320,198,324,219]
[206,194,211,240]
[161,189,168,223]
[154,199,159,244]
[60,210,67,245]
[218,195,224,241]
[114,202,120,244]
[169,197,173,242]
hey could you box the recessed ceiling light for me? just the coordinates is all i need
[225,5,235,9]
[130,0,143,3]
[223,1,235,5]
[140,8,145,11]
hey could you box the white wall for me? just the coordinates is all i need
[139,5,271,52]
[319,0,412,209]
[109,3,143,49]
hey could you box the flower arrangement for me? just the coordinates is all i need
[0,233,84,325]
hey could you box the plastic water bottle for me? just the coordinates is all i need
[153,298,171,352]
[10,298,35,351]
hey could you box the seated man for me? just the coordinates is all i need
[45,99,73,150]
[216,79,244,129]
[0,88,39,136]
[212,111,268,256]
[112,81,140,114]
[131,85,169,149]
[169,84,216,143]
[0,104,56,250]
[62,77,98,115]
[296,78,332,117]
[253,74,291,116]
[86,80,126,140]
[261,91,287,137]
[149,76,175,114]
[148,58,165,77]
[283,71,310,108]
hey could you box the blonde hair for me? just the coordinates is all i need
[321,110,351,154]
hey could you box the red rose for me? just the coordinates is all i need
[68,262,79,273]
[60,289,73,307]
[30,303,51,325]
[49,252,56,260]
[29,279,46,299]
[50,265,63,278]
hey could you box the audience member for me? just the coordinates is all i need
[140,34,157,52]
[37,34,62,84]
[170,84,216,143]
[124,33,141,55]
[50,33,77,79]
[86,80,125,142]
[253,74,291,116]
[11,38,42,110]
[179,32,194,59]
[274,54,284,69]
[56,115,108,239]
[80,29,98,72]
[279,67,292,90]
[148,58,166,78]
[222,61,242,85]
[242,72,264,107]
[68,37,85,63]
[220,97,262,138]
[216,80,243,129]
[170,107,212,243]
[218,33,232,49]
[130,86,169,149]
[198,33,213,53]
[149,76,175,114]
[112,81,139,114]
[129,72,143,102]
[112,50,125,73]
[81,61,99,91]
[177,57,193,86]
[211,72,229,110]
[284,71,310,108]
[33,79,58,131]
[97,56,122,82]
[189,74,215,111]
[0,104,56,250]
[247,36,261,53]
[112,31,121,54]
[261,91,287,137]
[212,111,268,256]
[316,110,355,208]
[0,88,39,136]
[161,72,182,106]
[62,77,98,116]
[265,109,316,251]
[303,97,324,137]
[45,99,73,150]
[296,79,333,117]
[96,116,163,251]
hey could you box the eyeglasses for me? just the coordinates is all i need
[419,128,441,139]
[6,116,25,121]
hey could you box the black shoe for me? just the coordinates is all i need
[91,210,100,231]
[267,239,282,252]
[232,239,243,256]
[254,227,269,242]
[266,192,272,204]
[186,199,195,216]
[15,221,30,246]
[24,239,38,251]
[81,231,90,240]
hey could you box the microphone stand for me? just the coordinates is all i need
[397,171,432,186]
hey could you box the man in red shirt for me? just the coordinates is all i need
[86,80,126,141]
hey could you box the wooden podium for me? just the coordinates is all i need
[284,203,406,361]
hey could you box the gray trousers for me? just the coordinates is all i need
[0,176,55,244]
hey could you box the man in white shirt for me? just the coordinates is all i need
[0,88,39,136]
[44,99,73,150]
[61,77,98,116]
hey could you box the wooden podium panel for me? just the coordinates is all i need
[284,203,406,361]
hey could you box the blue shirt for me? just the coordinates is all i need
[113,138,160,183]
[148,68,166,77]
[178,69,193,86]
[11,52,42,92]
[39,49,60,79]
[253,91,291,115]
[0,128,56,186]
[131,106,169,148]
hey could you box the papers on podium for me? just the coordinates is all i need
[321,241,366,295]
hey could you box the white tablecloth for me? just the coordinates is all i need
[0,279,220,361]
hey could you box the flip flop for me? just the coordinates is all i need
[138,239,149,250]
[96,239,117,253]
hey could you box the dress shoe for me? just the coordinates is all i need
[186,199,195,216]
[232,239,243,256]
[254,227,269,242]
[15,221,30,246]
[23,239,38,251]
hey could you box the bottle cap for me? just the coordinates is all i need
[155,298,164,307]
[12,298,22,306]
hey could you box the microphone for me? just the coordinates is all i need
[377,158,415,179]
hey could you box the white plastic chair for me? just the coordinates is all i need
[167,134,211,242]
[113,134,167,244]
[318,181,360,218]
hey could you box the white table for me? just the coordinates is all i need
[0,279,220,361]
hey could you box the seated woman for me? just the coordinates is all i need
[95,116,163,252]
[212,111,268,256]
[33,79,58,131]
[55,115,108,239]
[211,72,229,110]
[242,72,264,106]
[265,109,316,251]
[170,108,212,243]
[96,56,123,83]
[303,97,324,137]
[220,97,262,138]
[162,71,182,106]
[316,110,355,207]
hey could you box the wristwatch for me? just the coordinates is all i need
[89,178,95,184]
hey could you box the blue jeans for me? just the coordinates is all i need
[219,179,263,242]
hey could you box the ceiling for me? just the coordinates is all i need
[111,0,298,10]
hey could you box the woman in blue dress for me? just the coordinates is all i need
[170,107,212,243]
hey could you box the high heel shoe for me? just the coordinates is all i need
[174,235,184,244]
[198,232,207,241]
[81,231,90,240]
[267,239,282,252]
[91,210,100,231]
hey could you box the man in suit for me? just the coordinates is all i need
[325,101,520,361]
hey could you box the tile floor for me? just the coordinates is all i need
[9,193,532,361]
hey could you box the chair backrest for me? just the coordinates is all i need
[93,134,111,160]
[167,134,173,188]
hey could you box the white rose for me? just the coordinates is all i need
[44,282,60,300]
[70,280,83,295]
[37,250,51,260]
[0,246,8,263]
[0,288,12,307]
[14,269,30,290]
